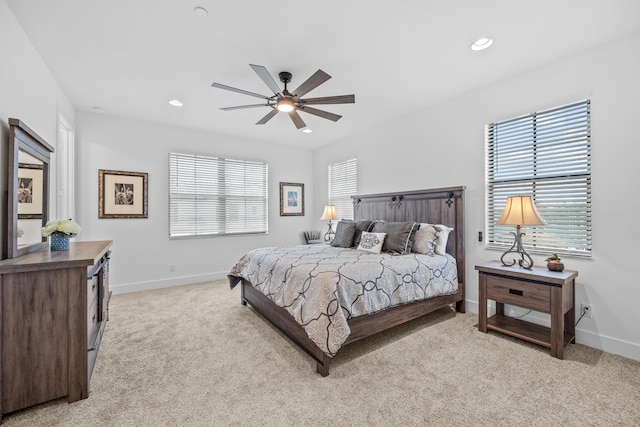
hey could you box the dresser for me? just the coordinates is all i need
[0,241,112,417]
[476,261,577,359]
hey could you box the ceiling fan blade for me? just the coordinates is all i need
[221,103,270,111]
[250,64,282,96]
[289,110,307,129]
[212,82,272,100]
[256,109,279,125]
[299,94,355,105]
[291,69,331,98]
[298,106,342,122]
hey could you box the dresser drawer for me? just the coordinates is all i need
[486,275,551,313]
[87,300,99,346]
[87,276,98,309]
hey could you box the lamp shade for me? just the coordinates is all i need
[496,195,547,226]
[320,205,338,221]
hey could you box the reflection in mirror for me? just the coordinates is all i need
[17,151,44,249]
[6,118,54,259]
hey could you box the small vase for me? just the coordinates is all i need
[547,261,564,272]
[50,234,70,251]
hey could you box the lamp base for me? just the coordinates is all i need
[500,226,534,270]
[323,221,335,242]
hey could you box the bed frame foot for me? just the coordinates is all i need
[240,280,248,305]
[316,355,330,377]
[456,299,466,313]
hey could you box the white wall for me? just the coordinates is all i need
[0,0,75,259]
[75,112,314,293]
[314,32,640,361]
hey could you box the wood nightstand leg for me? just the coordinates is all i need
[478,273,487,333]
[565,279,576,344]
[550,286,564,359]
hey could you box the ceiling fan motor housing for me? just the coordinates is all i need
[278,71,292,84]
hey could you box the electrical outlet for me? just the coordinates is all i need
[581,303,592,318]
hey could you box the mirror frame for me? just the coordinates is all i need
[6,118,54,259]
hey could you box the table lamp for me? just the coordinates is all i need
[496,195,546,269]
[320,205,338,241]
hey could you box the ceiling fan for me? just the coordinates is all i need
[212,64,355,129]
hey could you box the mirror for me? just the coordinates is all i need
[6,118,54,258]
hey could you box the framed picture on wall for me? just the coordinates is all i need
[280,182,304,216]
[98,169,148,218]
[17,163,43,219]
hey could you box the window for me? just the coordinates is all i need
[328,158,357,220]
[169,152,268,237]
[486,100,591,256]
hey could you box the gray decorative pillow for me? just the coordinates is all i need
[371,221,419,254]
[330,221,357,248]
[352,220,374,247]
[356,232,386,254]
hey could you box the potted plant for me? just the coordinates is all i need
[41,219,81,251]
[545,253,564,272]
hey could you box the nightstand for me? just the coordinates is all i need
[476,261,578,359]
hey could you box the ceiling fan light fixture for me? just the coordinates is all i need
[302,128,312,133]
[168,99,184,107]
[276,98,294,113]
[212,64,355,129]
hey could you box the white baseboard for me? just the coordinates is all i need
[465,299,640,362]
[575,328,640,362]
[110,271,228,295]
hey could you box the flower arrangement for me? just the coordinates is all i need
[41,219,81,237]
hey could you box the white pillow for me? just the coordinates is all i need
[433,224,453,255]
[357,232,386,254]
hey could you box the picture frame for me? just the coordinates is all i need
[280,182,304,216]
[98,169,148,218]
[17,162,43,219]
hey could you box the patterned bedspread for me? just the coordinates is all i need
[228,244,458,357]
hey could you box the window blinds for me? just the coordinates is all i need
[169,152,268,237]
[328,158,357,220]
[487,100,591,256]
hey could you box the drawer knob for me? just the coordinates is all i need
[509,288,524,296]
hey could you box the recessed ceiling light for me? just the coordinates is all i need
[169,99,183,107]
[471,37,493,51]
[302,128,312,133]
[194,7,208,17]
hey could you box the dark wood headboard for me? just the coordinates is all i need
[352,186,465,288]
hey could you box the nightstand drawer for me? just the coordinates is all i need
[486,275,551,313]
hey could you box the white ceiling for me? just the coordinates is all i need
[7,0,640,149]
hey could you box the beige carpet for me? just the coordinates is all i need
[3,280,640,426]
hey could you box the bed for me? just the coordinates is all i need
[228,187,465,376]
